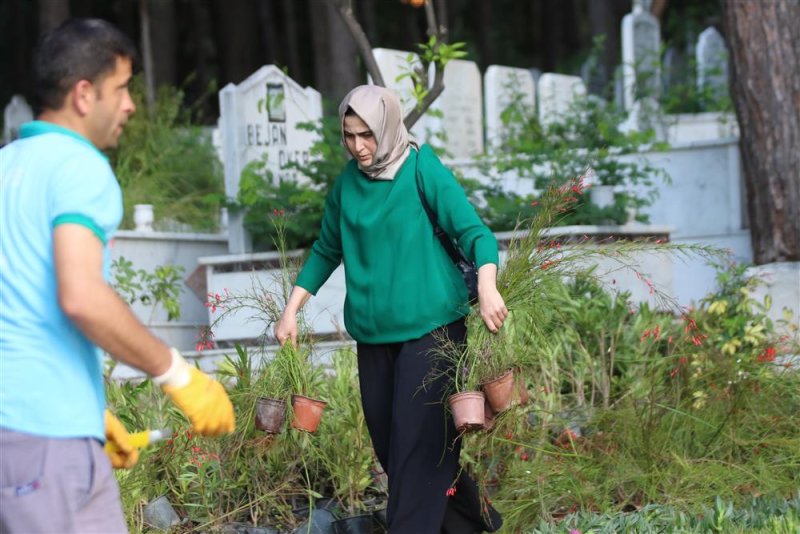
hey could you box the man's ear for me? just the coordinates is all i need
[71,79,95,116]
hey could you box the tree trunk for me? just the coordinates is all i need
[722,0,800,263]
[323,0,360,102]
[37,0,69,34]
[149,0,176,88]
[308,0,332,95]
[255,1,280,64]
[213,0,261,84]
[281,0,302,80]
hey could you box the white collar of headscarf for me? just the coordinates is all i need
[338,85,419,180]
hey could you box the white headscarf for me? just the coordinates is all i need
[338,85,419,180]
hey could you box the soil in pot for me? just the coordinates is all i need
[255,397,286,433]
[448,391,485,433]
[332,514,374,534]
[480,368,515,413]
[291,394,327,433]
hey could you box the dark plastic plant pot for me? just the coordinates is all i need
[255,397,286,433]
[332,514,374,534]
[291,508,337,534]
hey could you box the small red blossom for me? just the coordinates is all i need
[757,347,776,363]
[446,487,456,497]
[530,201,540,206]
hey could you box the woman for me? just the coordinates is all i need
[275,85,507,533]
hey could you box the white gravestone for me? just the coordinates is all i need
[3,95,34,144]
[371,48,431,144]
[696,27,729,102]
[424,59,484,159]
[484,66,536,149]
[218,66,322,253]
[537,73,586,127]
[621,0,661,110]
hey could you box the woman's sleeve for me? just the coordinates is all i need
[295,177,344,295]
[418,145,499,267]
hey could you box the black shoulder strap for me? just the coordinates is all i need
[414,148,463,265]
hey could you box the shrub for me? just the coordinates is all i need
[109,76,224,232]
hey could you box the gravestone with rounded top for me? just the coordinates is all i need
[484,66,535,149]
[537,73,586,127]
[218,66,322,253]
[424,58,484,159]
[621,0,661,110]
[696,27,729,103]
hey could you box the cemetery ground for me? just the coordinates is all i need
[108,269,799,533]
[107,201,799,533]
[64,5,796,530]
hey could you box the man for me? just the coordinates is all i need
[0,19,235,533]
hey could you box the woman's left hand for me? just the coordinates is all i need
[477,264,508,333]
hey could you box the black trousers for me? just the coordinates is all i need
[357,319,502,534]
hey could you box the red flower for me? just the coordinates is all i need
[757,347,776,363]
[446,487,456,497]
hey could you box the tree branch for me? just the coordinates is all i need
[403,63,444,129]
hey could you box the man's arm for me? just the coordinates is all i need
[54,223,235,437]
[53,223,171,375]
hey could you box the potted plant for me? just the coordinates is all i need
[272,343,327,433]
[253,359,290,435]
[429,338,486,433]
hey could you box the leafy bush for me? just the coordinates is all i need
[475,87,669,229]
[109,76,224,232]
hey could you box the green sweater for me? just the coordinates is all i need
[295,145,498,344]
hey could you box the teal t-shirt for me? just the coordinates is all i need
[295,145,498,344]
[0,121,122,440]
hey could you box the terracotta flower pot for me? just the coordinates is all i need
[291,394,327,433]
[480,368,515,413]
[254,397,286,434]
[448,391,485,433]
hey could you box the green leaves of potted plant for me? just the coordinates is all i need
[272,343,327,432]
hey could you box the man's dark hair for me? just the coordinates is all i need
[33,18,139,112]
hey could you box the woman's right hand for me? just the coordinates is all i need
[274,286,311,346]
[274,312,298,346]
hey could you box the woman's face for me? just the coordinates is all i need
[343,114,378,167]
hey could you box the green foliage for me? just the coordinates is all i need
[660,50,732,115]
[111,256,184,323]
[477,85,668,229]
[109,75,224,232]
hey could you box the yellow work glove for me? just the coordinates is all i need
[104,410,140,469]
[155,349,235,436]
